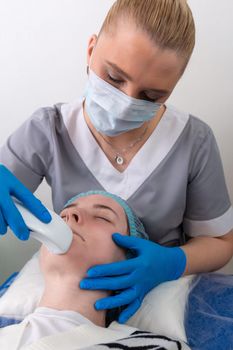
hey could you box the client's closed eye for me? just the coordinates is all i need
[96,216,112,223]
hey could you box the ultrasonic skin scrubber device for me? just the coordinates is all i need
[13,198,73,254]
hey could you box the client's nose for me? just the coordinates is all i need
[65,208,81,225]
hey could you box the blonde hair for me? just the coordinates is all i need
[99,0,195,67]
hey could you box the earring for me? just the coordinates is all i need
[86,65,89,74]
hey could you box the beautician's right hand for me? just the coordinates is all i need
[0,164,51,240]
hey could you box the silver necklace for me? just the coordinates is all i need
[98,124,149,165]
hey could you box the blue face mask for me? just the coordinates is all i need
[84,69,162,136]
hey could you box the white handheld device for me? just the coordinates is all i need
[13,199,73,254]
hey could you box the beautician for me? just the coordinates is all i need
[0,0,233,324]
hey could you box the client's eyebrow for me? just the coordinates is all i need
[93,204,119,219]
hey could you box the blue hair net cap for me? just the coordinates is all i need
[64,190,149,244]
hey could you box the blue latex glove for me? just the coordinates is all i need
[0,164,52,240]
[80,233,187,323]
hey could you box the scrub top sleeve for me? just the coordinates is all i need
[0,108,53,193]
[184,127,233,238]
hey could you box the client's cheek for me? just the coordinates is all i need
[104,239,126,262]
[113,246,127,261]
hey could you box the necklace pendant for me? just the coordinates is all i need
[115,155,124,165]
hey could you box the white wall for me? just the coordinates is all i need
[0,0,233,283]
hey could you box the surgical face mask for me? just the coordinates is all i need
[84,69,162,136]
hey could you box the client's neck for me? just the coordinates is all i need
[38,275,109,327]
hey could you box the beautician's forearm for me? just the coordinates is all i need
[180,231,233,275]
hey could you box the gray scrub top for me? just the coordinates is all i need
[0,97,232,246]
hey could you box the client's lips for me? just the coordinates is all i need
[72,229,85,242]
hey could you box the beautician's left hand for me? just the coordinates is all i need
[80,233,187,323]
